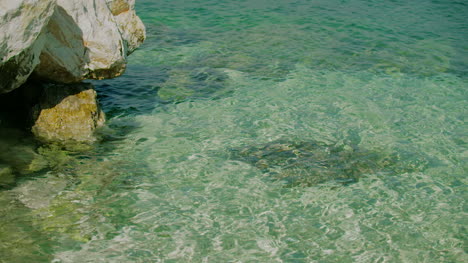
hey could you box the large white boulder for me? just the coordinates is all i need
[0,0,57,93]
[0,0,146,93]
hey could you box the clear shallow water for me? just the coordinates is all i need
[1,0,467,262]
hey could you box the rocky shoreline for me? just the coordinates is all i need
[0,0,145,142]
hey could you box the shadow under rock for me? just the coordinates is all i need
[93,64,169,118]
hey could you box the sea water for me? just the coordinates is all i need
[0,0,466,262]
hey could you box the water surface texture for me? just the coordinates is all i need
[1,0,467,262]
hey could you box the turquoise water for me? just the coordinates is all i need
[1,0,467,262]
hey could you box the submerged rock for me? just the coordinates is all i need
[0,191,54,262]
[231,140,399,187]
[0,145,49,175]
[31,83,105,143]
[158,67,229,102]
[12,174,68,210]
[0,128,49,176]
[0,0,146,94]
[0,165,14,187]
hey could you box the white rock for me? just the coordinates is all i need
[57,0,126,79]
[0,0,57,93]
[33,3,89,83]
[0,0,146,93]
[35,0,146,82]
[106,0,146,54]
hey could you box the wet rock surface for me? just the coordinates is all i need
[31,83,105,143]
[230,140,417,187]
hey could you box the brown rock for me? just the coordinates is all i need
[31,83,105,143]
[107,0,130,15]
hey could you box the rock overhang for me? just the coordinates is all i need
[0,0,146,94]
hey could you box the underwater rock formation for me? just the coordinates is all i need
[0,127,49,182]
[0,164,14,187]
[158,67,229,102]
[230,140,404,187]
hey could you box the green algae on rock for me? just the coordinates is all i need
[17,152,137,244]
[31,83,106,144]
[0,128,48,178]
[0,192,56,262]
[0,165,14,187]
